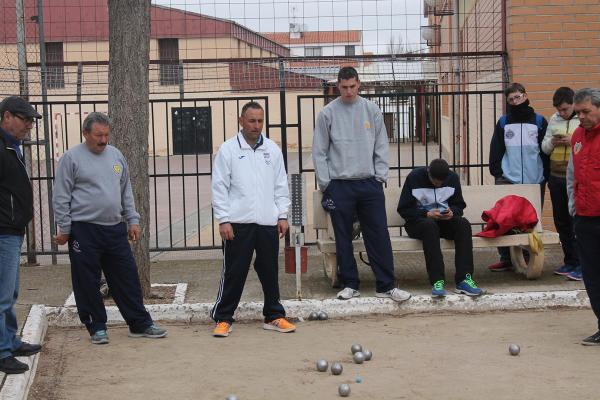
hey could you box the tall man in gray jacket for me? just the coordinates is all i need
[312,67,410,302]
[53,112,166,345]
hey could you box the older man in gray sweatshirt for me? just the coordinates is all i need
[52,112,166,345]
[312,67,410,302]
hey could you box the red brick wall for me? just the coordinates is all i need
[506,0,600,118]
[506,1,600,231]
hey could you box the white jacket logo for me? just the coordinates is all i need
[72,240,82,253]
[263,152,271,165]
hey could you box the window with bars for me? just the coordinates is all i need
[345,45,356,56]
[159,38,181,86]
[45,42,64,89]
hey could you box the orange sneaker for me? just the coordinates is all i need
[212,322,232,337]
[263,318,296,333]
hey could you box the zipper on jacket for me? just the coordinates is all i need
[563,120,570,161]
[10,194,15,222]
[520,124,524,183]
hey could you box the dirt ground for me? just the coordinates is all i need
[29,309,599,400]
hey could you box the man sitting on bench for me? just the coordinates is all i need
[397,159,484,297]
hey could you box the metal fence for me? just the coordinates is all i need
[22,89,503,261]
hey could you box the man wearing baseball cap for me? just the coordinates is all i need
[0,96,42,374]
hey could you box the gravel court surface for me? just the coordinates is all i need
[29,308,600,400]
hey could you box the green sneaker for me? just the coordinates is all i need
[455,274,483,296]
[431,280,446,297]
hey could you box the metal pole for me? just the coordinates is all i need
[36,0,58,264]
[16,0,39,265]
[278,59,290,248]
[76,62,83,102]
[294,228,303,300]
[452,1,461,165]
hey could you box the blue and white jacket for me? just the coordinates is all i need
[211,132,290,226]
[489,111,548,184]
[397,166,466,223]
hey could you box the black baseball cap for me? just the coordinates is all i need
[0,96,42,119]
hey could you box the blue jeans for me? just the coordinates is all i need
[0,234,24,359]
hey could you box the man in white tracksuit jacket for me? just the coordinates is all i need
[210,101,295,337]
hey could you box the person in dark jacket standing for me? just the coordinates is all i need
[0,96,43,374]
[488,83,549,272]
[398,159,483,297]
[566,88,600,345]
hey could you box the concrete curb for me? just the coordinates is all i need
[0,305,47,400]
[46,289,591,327]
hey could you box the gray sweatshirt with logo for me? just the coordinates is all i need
[312,96,389,191]
[52,143,140,234]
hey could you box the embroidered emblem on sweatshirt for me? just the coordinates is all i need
[574,141,582,155]
[113,164,122,174]
[364,121,370,130]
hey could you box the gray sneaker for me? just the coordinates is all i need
[375,288,411,302]
[91,330,109,345]
[128,324,168,339]
[337,287,360,300]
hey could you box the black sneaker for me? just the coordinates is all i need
[0,356,29,374]
[12,342,42,357]
[581,331,600,346]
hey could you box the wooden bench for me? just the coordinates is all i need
[313,184,560,287]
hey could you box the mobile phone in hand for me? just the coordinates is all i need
[441,209,450,214]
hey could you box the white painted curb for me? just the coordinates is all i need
[63,283,187,307]
[47,289,591,327]
[0,305,47,400]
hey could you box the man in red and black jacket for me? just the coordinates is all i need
[567,88,600,346]
[0,96,42,374]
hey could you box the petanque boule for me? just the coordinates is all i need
[316,359,329,372]
[350,343,362,354]
[317,311,329,320]
[355,375,362,383]
[338,383,351,397]
[508,344,520,356]
[225,395,238,400]
[331,362,343,375]
[362,349,372,361]
[308,312,319,321]
[353,351,365,364]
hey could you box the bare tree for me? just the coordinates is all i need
[387,35,405,54]
[108,0,152,295]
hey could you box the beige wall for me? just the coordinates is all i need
[42,89,323,161]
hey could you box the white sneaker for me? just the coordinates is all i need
[375,288,411,302]
[337,287,360,300]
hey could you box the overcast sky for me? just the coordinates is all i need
[151,0,428,53]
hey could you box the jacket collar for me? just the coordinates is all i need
[236,131,264,150]
[0,127,22,149]
[583,122,600,136]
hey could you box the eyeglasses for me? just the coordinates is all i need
[507,93,525,104]
[12,113,34,124]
